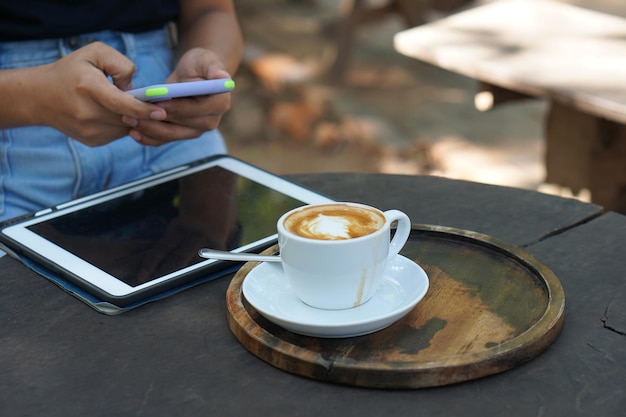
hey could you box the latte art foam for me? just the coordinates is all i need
[303,214,352,239]
[283,204,385,240]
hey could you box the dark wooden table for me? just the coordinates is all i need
[1,173,625,416]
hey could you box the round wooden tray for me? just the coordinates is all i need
[225,225,565,389]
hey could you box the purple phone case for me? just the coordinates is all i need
[128,78,235,102]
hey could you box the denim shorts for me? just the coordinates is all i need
[0,28,227,221]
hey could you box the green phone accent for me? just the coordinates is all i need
[145,87,169,98]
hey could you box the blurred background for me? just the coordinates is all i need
[220,0,626,198]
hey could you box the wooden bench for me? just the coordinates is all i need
[394,0,626,213]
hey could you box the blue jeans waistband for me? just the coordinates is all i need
[0,26,174,69]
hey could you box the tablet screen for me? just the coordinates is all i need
[26,165,303,287]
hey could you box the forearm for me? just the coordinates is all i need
[0,66,46,128]
[176,0,243,75]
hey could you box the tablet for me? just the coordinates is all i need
[0,155,334,306]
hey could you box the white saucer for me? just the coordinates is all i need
[242,255,429,338]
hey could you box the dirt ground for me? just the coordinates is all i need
[218,0,626,197]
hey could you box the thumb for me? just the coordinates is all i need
[87,42,137,90]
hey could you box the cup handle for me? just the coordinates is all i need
[383,209,411,259]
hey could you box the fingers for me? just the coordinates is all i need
[96,79,168,123]
[126,114,223,146]
[158,91,231,118]
[123,93,230,145]
[82,42,169,122]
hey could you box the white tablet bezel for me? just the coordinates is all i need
[0,155,334,304]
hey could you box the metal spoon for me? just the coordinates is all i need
[198,248,282,263]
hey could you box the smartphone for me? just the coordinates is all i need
[128,78,235,102]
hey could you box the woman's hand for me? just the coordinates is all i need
[0,42,169,146]
[123,0,243,146]
[122,48,233,146]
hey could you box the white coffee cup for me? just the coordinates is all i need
[277,202,411,310]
